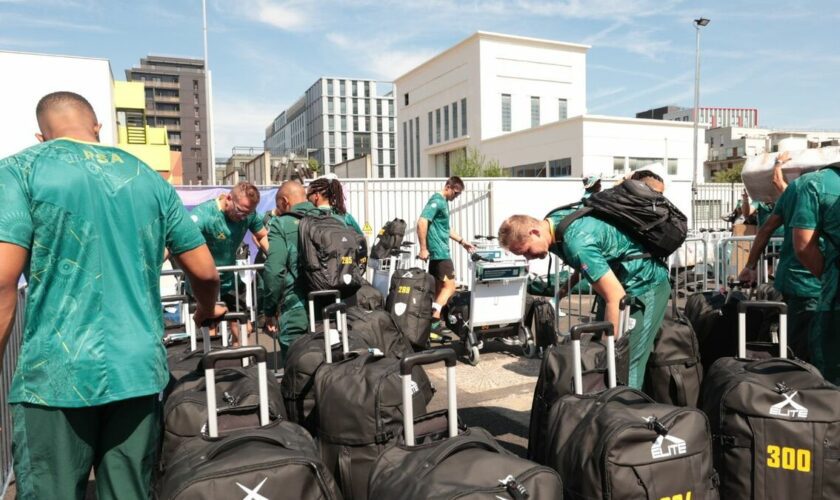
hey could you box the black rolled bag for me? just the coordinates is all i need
[369,218,407,260]
[368,349,564,499]
[701,301,840,499]
[643,285,703,407]
[156,346,341,500]
[385,267,436,349]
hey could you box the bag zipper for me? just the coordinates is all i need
[450,465,558,499]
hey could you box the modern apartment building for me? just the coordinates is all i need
[638,106,760,128]
[395,31,702,179]
[126,55,210,184]
[264,78,397,178]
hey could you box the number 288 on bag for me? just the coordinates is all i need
[766,445,811,472]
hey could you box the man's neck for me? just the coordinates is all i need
[543,219,555,244]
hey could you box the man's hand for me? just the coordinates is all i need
[265,315,278,334]
[194,303,228,329]
[418,248,430,261]
[775,151,791,167]
[737,266,758,287]
[461,241,476,253]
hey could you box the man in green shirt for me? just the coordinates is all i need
[190,181,269,346]
[263,181,321,362]
[417,176,476,338]
[790,166,840,384]
[739,176,822,363]
[498,176,671,389]
[0,91,223,500]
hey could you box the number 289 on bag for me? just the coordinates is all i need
[766,445,811,472]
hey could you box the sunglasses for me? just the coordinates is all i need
[230,198,253,216]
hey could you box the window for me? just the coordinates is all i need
[195,134,201,146]
[194,107,199,118]
[628,157,660,171]
[404,93,409,106]
[444,105,450,141]
[194,120,200,132]
[340,116,347,130]
[353,116,358,131]
[558,98,568,120]
[377,117,383,132]
[328,98,334,113]
[193,80,199,91]
[327,79,333,95]
[461,98,467,136]
[549,158,571,177]
[409,119,414,176]
[403,122,409,176]
[415,117,420,173]
[428,111,433,145]
[377,100,382,116]
[352,81,357,96]
[354,132,371,156]
[501,94,511,132]
[388,100,394,116]
[364,81,370,97]
[667,159,678,175]
[353,99,359,115]
[340,99,347,114]
[511,162,545,177]
[196,161,202,173]
[339,80,346,95]
[531,96,540,127]
[329,133,335,147]
[193,94,199,105]
[436,109,441,143]
[613,157,626,175]
[452,102,459,139]
[365,117,370,132]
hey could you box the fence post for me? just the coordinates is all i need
[487,181,495,235]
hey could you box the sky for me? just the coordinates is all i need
[1,0,838,157]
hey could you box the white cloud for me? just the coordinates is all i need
[515,0,685,20]
[327,33,437,81]
[228,0,311,31]
[211,93,281,155]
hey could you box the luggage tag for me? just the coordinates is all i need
[368,347,385,357]
[328,328,341,346]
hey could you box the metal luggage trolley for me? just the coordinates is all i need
[370,241,414,297]
[444,235,534,365]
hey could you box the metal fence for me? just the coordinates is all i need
[694,182,745,231]
[1,286,26,498]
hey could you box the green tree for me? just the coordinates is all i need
[308,157,320,175]
[711,161,744,183]
[450,147,504,177]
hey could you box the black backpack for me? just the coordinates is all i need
[526,297,556,349]
[370,218,407,260]
[386,267,436,349]
[285,210,366,298]
[552,179,688,258]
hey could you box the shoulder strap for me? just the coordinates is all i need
[280,211,305,220]
[544,201,583,219]
[552,206,593,245]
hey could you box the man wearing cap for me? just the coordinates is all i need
[499,172,671,389]
[582,175,602,199]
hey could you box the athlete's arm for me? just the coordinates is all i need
[0,243,28,372]
[590,270,627,337]
[793,228,824,278]
[252,227,270,254]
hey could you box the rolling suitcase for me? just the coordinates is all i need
[156,346,341,500]
[368,348,564,499]
[527,298,631,464]
[385,267,436,349]
[643,283,703,407]
[701,301,840,499]
[314,303,434,500]
[555,324,719,499]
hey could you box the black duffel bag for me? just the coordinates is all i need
[370,218,407,260]
[156,346,341,500]
[368,349,564,499]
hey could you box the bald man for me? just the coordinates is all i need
[262,180,322,362]
[0,91,223,499]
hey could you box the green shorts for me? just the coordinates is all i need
[12,395,160,500]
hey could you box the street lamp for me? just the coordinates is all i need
[691,17,710,231]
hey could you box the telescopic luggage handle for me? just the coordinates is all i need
[308,290,341,333]
[737,301,788,359]
[399,348,458,446]
[322,302,349,364]
[569,321,617,395]
[198,307,247,353]
[203,346,270,439]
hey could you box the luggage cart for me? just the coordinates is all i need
[444,236,533,365]
[370,241,414,297]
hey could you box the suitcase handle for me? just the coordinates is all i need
[322,303,349,364]
[738,301,788,359]
[745,357,819,377]
[400,348,458,446]
[570,321,617,395]
[203,346,270,438]
[308,289,341,333]
[205,432,287,461]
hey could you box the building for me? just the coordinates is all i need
[0,50,173,180]
[264,78,397,178]
[638,105,759,128]
[705,126,840,179]
[220,149,261,185]
[126,55,210,184]
[395,31,702,179]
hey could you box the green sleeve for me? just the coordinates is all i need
[0,157,33,249]
[561,225,611,284]
[248,211,266,233]
[189,204,210,236]
[345,213,363,235]
[789,178,820,230]
[164,186,205,255]
[419,195,441,221]
[262,217,289,316]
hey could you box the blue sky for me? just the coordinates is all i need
[1,0,838,156]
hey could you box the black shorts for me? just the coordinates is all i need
[429,259,455,282]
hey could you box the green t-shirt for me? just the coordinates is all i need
[754,201,784,238]
[547,212,670,299]
[190,198,264,292]
[419,192,451,260]
[789,167,840,312]
[320,206,364,236]
[0,138,205,407]
[771,180,822,298]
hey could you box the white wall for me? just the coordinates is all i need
[0,51,115,159]
[478,35,587,141]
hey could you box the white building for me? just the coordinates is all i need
[0,50,116,159]
[663,107,759,128]
[395,32,703,180]
[264,78,396,178]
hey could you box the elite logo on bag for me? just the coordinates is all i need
[237,477,268,500]
[769,391,809,418]
[651,433,687,459]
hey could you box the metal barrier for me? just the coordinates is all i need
[1,285,26,498]
[714,235,783,289]
[695,182,745,231]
